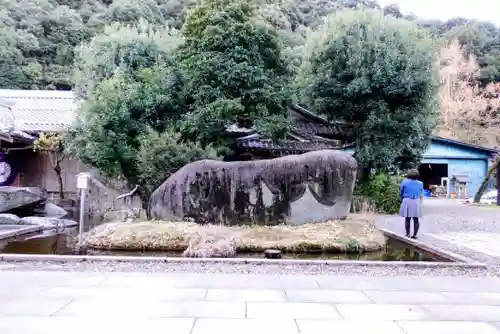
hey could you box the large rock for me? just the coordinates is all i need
[0,187,47,213]
[102,208,143,222]
[150,150,358,225]
[21,216,78,230]
[0,213,22,225]
[43,203,68,218]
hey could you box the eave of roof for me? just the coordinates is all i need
[0,89,79,134]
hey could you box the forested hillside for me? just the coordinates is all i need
[1,0,500,90]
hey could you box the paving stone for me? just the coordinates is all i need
[427,232,500,258]
[191,319,299,334]
[53,300,246,318]
[286,290,371,303]
[0,299,73,316]
[205,289,286,302]
[415,276,500,293]
[397,321,500,334]
[296,320,406,334]
[279,275,320,289]
[0,316,195,334]
[38,286,207,301]
[0,286,47,298]
[421,304,500,321]
[18,271,107,285]
[316,276,421,291]
[363,291,450,304]
[102,274,284,289]
[246,302,340,319]
[490,323,500,331]
[335,304,428,321]
[441,292,500,305]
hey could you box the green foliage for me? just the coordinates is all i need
[177,0,292,149]
[66,63,185,193]
[344,238,363,253]
[443,22,500,84]
[297,9,439,169]
[73,21,183,97]
[1,0,500,91]
[182,0,254,38]
[360,172,403,214]
[137,128,219,196]
[0,0,90,89]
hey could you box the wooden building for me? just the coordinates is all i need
[0,89,87,198]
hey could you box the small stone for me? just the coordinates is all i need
[264,249,282,259]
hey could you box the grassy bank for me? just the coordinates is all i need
[83,215,385,255]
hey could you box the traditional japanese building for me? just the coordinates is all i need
[224,104,355,161]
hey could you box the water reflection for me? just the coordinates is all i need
[0,228,449,262]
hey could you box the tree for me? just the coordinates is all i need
[443,22,500,84]
[297,9,439,171]
[383,4,402,18]
[438,40,500,148]
[67,21,187,209]
[67,64,185,209]
[177,0,292,150]
[72,21,183,97]
[33,132,66,199]
[0,0,90,89]
[474,155,499,204]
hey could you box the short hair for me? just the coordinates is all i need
[407,169,419,180]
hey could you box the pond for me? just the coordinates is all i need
[0,227,451,262]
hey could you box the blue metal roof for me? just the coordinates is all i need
[430,136,498,154]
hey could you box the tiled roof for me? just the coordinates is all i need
[236,139,344,151]
[0,89,80,133]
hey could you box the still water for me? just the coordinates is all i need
[0,228,449,262]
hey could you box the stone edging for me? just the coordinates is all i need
[379,228,486,266]
[0,225,44,241]
[0,253,487,269]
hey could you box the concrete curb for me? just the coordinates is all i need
[380,228,487,268]
[0,253,487,269]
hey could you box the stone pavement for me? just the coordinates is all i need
[376,199,500,264]
[428,232,500,258]
[1,270,500,333]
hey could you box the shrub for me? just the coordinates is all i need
[359,172,404,214]
[137,127,219,197]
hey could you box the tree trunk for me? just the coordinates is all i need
[54,163,65,199]
[497,159,500,206]
[137,188,150,219]
[474,156,499,203]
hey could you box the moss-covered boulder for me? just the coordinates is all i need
[149,150,357,225]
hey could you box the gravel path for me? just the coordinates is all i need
[0,260,495,277]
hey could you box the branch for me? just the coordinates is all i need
[56,152,66,164]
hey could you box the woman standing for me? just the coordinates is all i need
[399,169,424,239]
